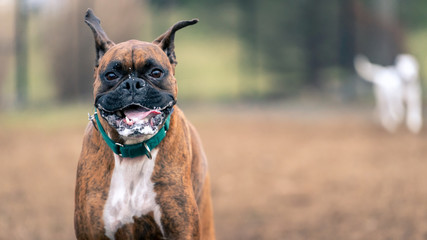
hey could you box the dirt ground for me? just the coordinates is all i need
[1,103,427,240]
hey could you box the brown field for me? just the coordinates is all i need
[1,103,427,240]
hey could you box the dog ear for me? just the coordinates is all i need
[153,19,198,68]
[85,9,115,67]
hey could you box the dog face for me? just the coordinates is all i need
[85,9,197,140]
[94,41,177,139]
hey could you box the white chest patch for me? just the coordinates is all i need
[103,149,163,240]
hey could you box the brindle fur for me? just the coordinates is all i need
[74,9,215,240]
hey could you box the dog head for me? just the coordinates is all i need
[85,9,197,142]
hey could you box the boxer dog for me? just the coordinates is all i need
[74,9,215,240]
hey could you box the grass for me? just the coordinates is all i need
[0,103,91,130]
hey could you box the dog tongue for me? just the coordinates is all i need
[123,106,161,126]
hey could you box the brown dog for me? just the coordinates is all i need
[74,9,215,240]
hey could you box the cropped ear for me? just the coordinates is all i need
[153,19,198,68]
[85,9,115,67]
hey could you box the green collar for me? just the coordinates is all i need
[93,110,171,159]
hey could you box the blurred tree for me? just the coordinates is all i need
[257,0,305,96]
[44,0,94,101]
[45,0,146,102]
[15,0,29,106]
[302,0,339,87]
[237,0,259,97]
[354,0,405,65]
[399,0,427,30]
[338,0,357,71]
[256,0,340,96]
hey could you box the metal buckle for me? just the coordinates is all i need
[115,142,124,157]
[88,112,98,131]
[143,142,152,159]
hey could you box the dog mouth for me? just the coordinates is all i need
[97,103,173,137]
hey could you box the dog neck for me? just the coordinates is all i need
[93,111,171,159]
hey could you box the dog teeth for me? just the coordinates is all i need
[125,116,134,126]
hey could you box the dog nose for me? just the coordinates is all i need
[122,78,146,91]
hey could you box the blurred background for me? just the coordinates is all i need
[1,0,427,239]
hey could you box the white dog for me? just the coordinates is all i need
[354,54,422,133]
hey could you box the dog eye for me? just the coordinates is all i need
[105,72,118,81]
[150,69,163,79]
